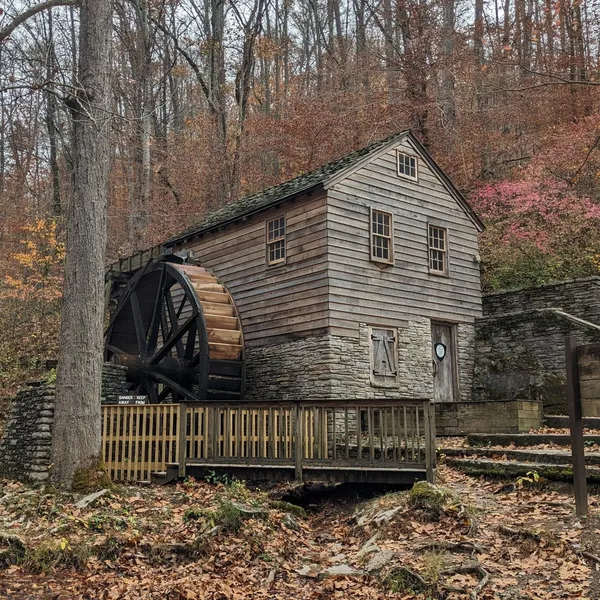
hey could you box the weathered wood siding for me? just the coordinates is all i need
[175,194,328,346]
[325,138,482,338]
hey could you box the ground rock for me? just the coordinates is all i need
[322,564,365,578]
[231,502,268,517]
[75,488,110,509]
[365,550,395,573]
[282,513,300,531]
[296,564,321,578]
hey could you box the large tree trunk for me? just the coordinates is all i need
[51,0,112,487]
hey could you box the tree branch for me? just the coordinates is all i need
[0,0,79,43]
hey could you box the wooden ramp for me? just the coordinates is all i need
[101,399,436,485]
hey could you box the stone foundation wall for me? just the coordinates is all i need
[0,364,127,483]
[436,400,543,435]
[245,319,476,402]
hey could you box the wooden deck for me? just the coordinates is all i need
[101,399,436,485]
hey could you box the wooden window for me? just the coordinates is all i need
[396,151,418,180]
[266,216,286,266]
[370,328,398,385]
[428,224,448,275]
[370,208,394,264]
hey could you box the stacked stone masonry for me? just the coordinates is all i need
[0,364,127,483]
[475,278,600,415]
[245,320,476,403]
[436,400,542,435]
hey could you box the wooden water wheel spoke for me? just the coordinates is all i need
[105,257,245,403]
[165,290,185,358]
[150,312,198,365]
[147,267,167,353]
[151,372,198,403]
[185,321,198,360]
[130,289,148,354]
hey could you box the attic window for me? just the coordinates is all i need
[370,208,394,264]
[397,151,418,181]
[266,216,286,266]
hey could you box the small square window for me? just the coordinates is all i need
[428,224,448,275]
[397,151,418,181]
[266,216,286,266]
[370,209,394,264]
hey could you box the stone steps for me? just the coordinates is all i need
[466,432,600,447]
[442,446,600,466]
[543,415,600,429]
[444,456,600,482]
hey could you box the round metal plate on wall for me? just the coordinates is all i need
[434,343,447,361]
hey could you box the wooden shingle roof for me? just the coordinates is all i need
[166,129,483,247]
[166,131,409,246]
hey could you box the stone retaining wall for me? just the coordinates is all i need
[474,278,600,415]
[0,364,127,483]
[482,277,600,319]
[436,400,542,435]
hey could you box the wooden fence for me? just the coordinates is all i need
[102,399,435,483]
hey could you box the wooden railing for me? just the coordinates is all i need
[102,399,436,483]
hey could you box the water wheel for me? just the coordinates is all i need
[105,257,245,402]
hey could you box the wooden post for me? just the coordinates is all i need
[178,402,187,479]
[423,401,436,483]
[565,336,588,516]
[294,403,303,482]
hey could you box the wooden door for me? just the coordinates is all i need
[431,322,457,402]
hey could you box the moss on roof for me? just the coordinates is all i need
[166,131,409,246]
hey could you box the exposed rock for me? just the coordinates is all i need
[322,564,364,578]
[296,564,321,578]
[282,513,300,531]
[75,488,110,509]
[357,532,381,559]
[230,502,268,517]
[357,506,402,527]
[329,553,347,564]
[365,550,395,573]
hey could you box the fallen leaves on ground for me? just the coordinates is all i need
[0,466,597,599]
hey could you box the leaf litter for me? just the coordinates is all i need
[0,464,597,599]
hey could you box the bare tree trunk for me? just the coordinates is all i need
[52,0,112,488]
[474,0,484,110]
[545,0,554,70]
[45,8,61,216]
[440,0,456,130]
[522,0,533,72]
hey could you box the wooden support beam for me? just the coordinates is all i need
[566,336,588,516]
[178,402,187,479]
[294,403,303,482]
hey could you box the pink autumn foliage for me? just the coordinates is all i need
[470,178,600,290]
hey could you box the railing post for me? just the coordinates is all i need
[178,402,187,479]
[566,336,588,516]
[423,400,436,483]
[294,402,303,482]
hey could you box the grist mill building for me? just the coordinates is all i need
[107,130,484,406]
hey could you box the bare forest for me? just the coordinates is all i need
[1,0,600,391]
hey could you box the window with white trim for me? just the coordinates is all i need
[397,151,418,180]
[428,224,448,275]
[266,216,286,266]
[370,208,394,264]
